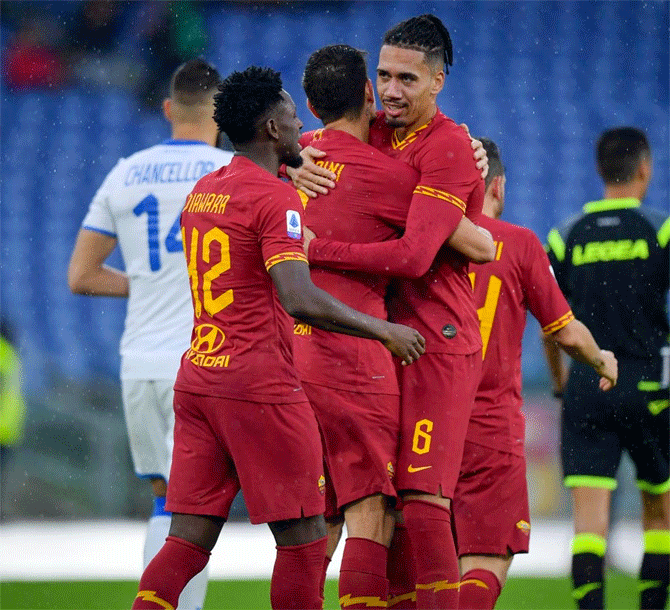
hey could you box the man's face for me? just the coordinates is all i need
[376,45,443,129]
[276,90,303,168]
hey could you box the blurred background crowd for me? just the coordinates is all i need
[1,0,668,524]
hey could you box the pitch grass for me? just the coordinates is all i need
[1,571,641,610]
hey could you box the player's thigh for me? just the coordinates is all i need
[221,399,325,525]
[459,554,513,587]
[303,381,399,512]
[343,493,395,546]
[166,391,239,520]
[121,378,172,480]
[396,352,481,498]
[452,441,530,558]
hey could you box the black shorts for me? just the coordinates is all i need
[561,357,669,493]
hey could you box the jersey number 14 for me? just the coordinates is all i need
[133,194,183,271]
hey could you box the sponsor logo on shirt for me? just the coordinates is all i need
[191,324,226,354]
[287,210,302,239]
[572,238,649,266]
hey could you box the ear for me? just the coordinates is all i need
[430,70,445,96]
[162,98,171,122]
[638,156,653,182]
[266,116,280,141]
[365,79,375,104]
[491,175,503,201]
[306,99,321,120]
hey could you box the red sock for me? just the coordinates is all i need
[459,569,502,610]
[403,500,459,610]
[320,555,332,605]
[271,536,327,610]
[132,535,210,609]
[338,537,389,609]
[387,523,417,608]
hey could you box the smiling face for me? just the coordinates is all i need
[274,90,304,168]
[376,45,444,135]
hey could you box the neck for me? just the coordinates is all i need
[603,183,643,201]
[395,103,437,141]
[171,124,217,147]
[482,200,497,219]
[233,142,280,176]
[323,116,370,143]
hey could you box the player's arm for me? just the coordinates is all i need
[447,217,496,263]
[548,320,617,391]
[542,332,569,397]
[269,259,425,364]
[285,145,337,198]
[67,228,129,297]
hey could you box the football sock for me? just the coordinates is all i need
[571,533,606,609]
[320,555,331,606]
[271,536,327,609]
[144,497,209,610]
[639,529,670,610]
[132,535,210,610]
[387,522,417,608]
[458,569,502,610]
[338,537,389,609]
[403,500,460,609]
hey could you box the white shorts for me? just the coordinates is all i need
[121,379,175,481]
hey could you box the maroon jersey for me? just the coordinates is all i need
[294,129,418,394]
[309,110,484,354]
[468,215,574,455]
[174,155,309,403]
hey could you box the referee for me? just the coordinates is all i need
[544,126,669,610]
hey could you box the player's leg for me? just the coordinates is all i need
[396,353,480,610]
[132,390,236,610]
[387,509,417,609]
[453,442,530,610]
[639,490,670,610]
[338,493,396,609]
[458,555,510,610]
[323,516,344,602]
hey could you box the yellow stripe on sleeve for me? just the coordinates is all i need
[264,251,308,271]
[542,310,575,335]
[413,185,466,213]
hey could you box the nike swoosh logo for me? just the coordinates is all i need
[407,465,432,473]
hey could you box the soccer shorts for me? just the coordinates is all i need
[395,351,482,498]
[562,357,669,493]
[452,440,530,556]
[302,381,399,518]
[121,378,175,481]
[167,390,325,524]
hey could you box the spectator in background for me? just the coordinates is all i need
[0,318,27,521]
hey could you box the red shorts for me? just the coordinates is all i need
[395,351,481,498]
[166,390,325,524]
[302,381,398,518]
[452,440,530,556]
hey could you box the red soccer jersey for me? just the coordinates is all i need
[468,215,574,455]
[309,110,484,354]
[294,128,419,394]
[174,155,309,403]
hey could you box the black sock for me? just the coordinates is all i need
[572,552,604,609]
[639,552,669,610]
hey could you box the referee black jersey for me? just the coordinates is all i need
[546,197,669,360]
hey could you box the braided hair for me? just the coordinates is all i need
[383,14,453,74]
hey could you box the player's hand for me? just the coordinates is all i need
[382,323,426,365]
[595,349,618,391]
[286,146,336,198]
[460,123,489,180]
[303,226,317,257]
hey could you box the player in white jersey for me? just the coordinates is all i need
[68,59,232,610]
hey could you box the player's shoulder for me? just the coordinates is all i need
[545,210,584,260]
[636,203,670,237]
[486,216,542,247]
[429,111,471,146]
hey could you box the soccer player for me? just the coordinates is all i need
[68,59,232,610]
[302,15,490,609]
[130,65,426,610]
[452,139,618,610]
[544,127,669,610]
[296,44,493,609]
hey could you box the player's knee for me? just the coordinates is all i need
[269,514,327,547]
[168,513,225,551]
[459,554,512,586]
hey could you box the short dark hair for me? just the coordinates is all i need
[213,66,284,145]
[383,14,453,74]
[478,138,505,190]
[596,127,651,184]
[170,59,221,105]
[302,45,368,125]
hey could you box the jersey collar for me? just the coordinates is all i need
[583,197,641,214]
[162,139,207,146]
